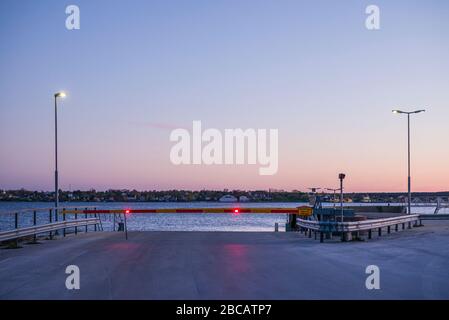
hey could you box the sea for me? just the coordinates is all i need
[0,201,446,232]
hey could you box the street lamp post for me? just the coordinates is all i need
[54,92,66,221]
[338,174,345,222]
[392,109,425,215]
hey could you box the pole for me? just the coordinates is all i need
[33,210,37,243]
[333,190,336,209]
[49,209,53,240]
[124,213,128,240]
[340,179,343,223]
[407,114,411,215]
[54,96,59,221]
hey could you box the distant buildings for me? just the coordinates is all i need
[0,188,448,203]
[219,195,238,202]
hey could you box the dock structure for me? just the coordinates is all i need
[1,221,449,299]
[1,206,449,299]
[0,206,445,245]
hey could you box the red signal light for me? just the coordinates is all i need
[125,209,130,215]
[234,209,239,213]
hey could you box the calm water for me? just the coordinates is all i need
[0,201,445,232]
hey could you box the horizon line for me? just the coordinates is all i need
[2,188,449,194]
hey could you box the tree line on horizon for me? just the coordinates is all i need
[1,189,448,203]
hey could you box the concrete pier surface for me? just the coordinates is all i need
[1,221,449,300]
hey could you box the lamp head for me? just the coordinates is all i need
[392,109,426,114]
[54,92,66,98]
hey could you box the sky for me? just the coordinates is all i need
[0,0,448,192]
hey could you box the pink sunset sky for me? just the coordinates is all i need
[1,0,448,193]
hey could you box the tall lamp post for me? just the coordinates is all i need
[338,174,346,222]
[392,109,425,215]
[54,91,66,220]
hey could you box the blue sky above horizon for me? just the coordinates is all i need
[1,0,449,192]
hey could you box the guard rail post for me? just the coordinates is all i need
[75,208,78,235]
[85,207,88,233]
[62,208,66,237]
[49,209,53,240]
[32,210,37,243]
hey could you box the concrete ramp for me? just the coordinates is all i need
[1,225,449,299]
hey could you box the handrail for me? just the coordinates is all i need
[297,214,420,232]
[419,214,449,220]
[0,218,100,242]
[0,206,97,215]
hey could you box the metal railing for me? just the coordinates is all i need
[0,206,97,231]
[297,214,420,242]
[0,218,101,242]
[418,214,449,220]
[0,206,102,245]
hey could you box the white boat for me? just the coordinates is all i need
[362,196,371,203]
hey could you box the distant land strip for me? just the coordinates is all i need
[1,189,448,203]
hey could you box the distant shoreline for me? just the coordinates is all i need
[2,189,448,204]
[0,199,412,204]
[0,200,308,203]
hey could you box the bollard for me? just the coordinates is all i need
[387,226,391,234]
[402,223,405,230]
[408,222,412,229]
[308,229,312,238]
[314,231,317,240]
[286,214,297,232]
[395,224,399,232]
[378,228,382,237]
[368,229,372,240]
[320,232,324,243]
[274,223,279,232]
